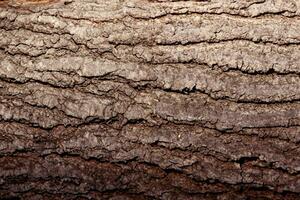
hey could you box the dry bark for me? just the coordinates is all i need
[0,0,300,199]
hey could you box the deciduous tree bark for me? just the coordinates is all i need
[0,0,300,199]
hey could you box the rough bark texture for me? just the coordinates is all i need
[0,0,300,199]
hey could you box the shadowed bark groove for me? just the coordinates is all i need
[0,0,300,199]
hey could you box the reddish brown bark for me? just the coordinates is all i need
[0,0,300,199]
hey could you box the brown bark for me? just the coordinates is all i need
[0,0,300,199]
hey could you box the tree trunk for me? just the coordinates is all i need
[0,0,300,199]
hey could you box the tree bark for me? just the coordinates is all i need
[0,0,300,199]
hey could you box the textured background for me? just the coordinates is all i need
[0,0,300,199]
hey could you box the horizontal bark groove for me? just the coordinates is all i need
[1,153,299,200]
[0,0,300,199]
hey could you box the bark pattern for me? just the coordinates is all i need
[0,0,300,199]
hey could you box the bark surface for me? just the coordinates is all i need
[0,0,300,199]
